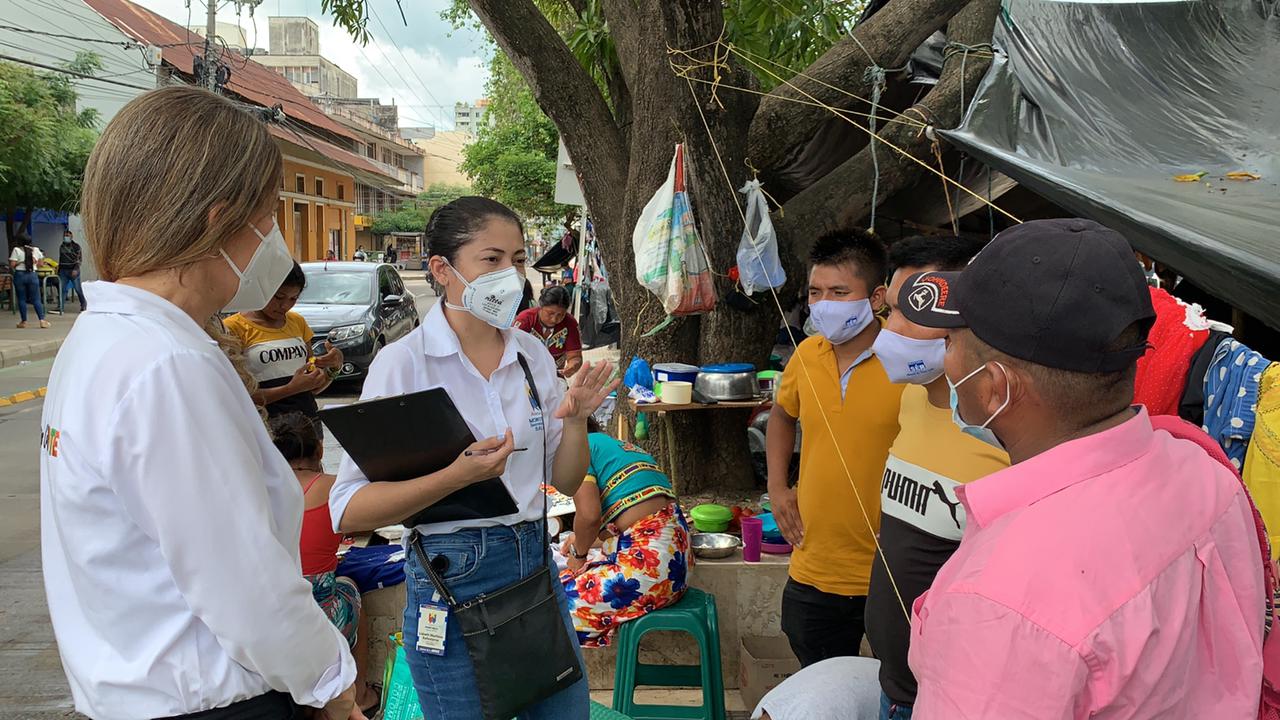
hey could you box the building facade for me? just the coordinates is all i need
[85,0,404,265]
[405,128,473,188]
[254,17,358,99]
[453,99,492,136]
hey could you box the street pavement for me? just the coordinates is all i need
[0,271,436,718]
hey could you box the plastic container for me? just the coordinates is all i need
[689,503,733,533]
[699,362,756,374]
[661,381,693,405]
[652,362,700,384]
[740,516,763,563]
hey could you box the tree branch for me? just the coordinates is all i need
[747,0,973,182]
[776,0,1002,255]
[468,0,628,216]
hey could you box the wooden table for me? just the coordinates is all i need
[625,397,768,493]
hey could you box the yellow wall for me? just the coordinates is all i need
[277,155,357,262]
[410,131,473,188]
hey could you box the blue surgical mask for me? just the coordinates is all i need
[808,298,874,345]
[947,361,1010,450]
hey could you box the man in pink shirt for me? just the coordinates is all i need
[899,218,1266,719]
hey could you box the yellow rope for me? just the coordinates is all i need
[683,73,913,624]
[724,44,1023,224]
[933,141,961,235]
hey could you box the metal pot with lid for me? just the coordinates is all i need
[694,363,759,401]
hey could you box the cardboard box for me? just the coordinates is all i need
[738,635,801,711]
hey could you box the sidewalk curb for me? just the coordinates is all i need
[0,338,64,369]
[0,386,46,407]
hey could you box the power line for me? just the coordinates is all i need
[0,42,157,82]
[0,53,156,91]
[368,5,452,130]
[0,23,142,50]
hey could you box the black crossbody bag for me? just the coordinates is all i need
[409,353,583,719]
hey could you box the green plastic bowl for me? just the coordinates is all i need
[689,503,732,533]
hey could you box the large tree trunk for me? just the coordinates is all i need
[470,0,1001,495]
[776,0,1002,254]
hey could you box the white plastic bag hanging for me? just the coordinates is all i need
[632,144,716,316]
[735,179,785,295]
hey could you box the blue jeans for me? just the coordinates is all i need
[403,522,589,720]
[880,692,914,720]
[59,270,85,309]
[13,270,44,322]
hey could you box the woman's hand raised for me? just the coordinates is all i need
[553,361,619,422]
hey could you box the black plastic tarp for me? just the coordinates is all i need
[942,0,1280,328]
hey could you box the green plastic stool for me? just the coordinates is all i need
[611,587,726,720]
[590,700,635,719]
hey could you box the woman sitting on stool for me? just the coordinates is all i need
[561,418,691,647]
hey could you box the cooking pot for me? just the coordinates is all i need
[695,363,759,401]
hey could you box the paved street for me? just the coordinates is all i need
[0,271,435,718]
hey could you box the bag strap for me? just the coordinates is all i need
[515,352,551,573]
[410,352,552,608]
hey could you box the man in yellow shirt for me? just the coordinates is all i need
[863,235,1008,720]
[767,231,904,667]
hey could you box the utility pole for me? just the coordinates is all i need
[202,0,218,91]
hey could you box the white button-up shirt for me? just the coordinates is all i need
[330,301,566,536]
[40,282,354,720]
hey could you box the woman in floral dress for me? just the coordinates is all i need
[560,419,691,646]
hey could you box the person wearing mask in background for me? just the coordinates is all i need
[40,86,361,720]
[224,262,343,420]
[9,232,50,329]
[329,196,617,720]
[385,241,397,265]
[269,413,380,716]
[58,229,87,312]
[905,219,1265,718]
[766,230,904,667]
[516,285,584,378]
[354,245,366,262]
[863,235,1007,720]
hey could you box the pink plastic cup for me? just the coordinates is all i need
[740,516,763,563]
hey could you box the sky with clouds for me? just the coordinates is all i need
[132,0,492,130]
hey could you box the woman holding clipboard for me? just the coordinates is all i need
[328,197,616,720]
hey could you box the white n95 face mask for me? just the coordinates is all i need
[872,329,946,384]
[445,263,526,329]
[221,219,294,313]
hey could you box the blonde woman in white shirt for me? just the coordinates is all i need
[40,86,362,720]
[330,196,617,720]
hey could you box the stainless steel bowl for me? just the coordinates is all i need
[694,371,760,401]
[691,532,742,559]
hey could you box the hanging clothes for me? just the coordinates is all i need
[1134,287,1211,416]
[1244,364,1280,556]
[1203,338,1273,470]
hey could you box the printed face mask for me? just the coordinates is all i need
[808,298,874,345]
[947,361,1011,450]
[221,219,294,313]
[872,329,946,384]
[444,263,525,329]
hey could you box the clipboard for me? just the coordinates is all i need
[320,388,518,527]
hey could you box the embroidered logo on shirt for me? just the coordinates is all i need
[41,425,61,458]
[526,383,544,432]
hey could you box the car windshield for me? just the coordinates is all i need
[298,272,372,305]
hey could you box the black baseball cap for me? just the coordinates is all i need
[899,218,1155,373]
